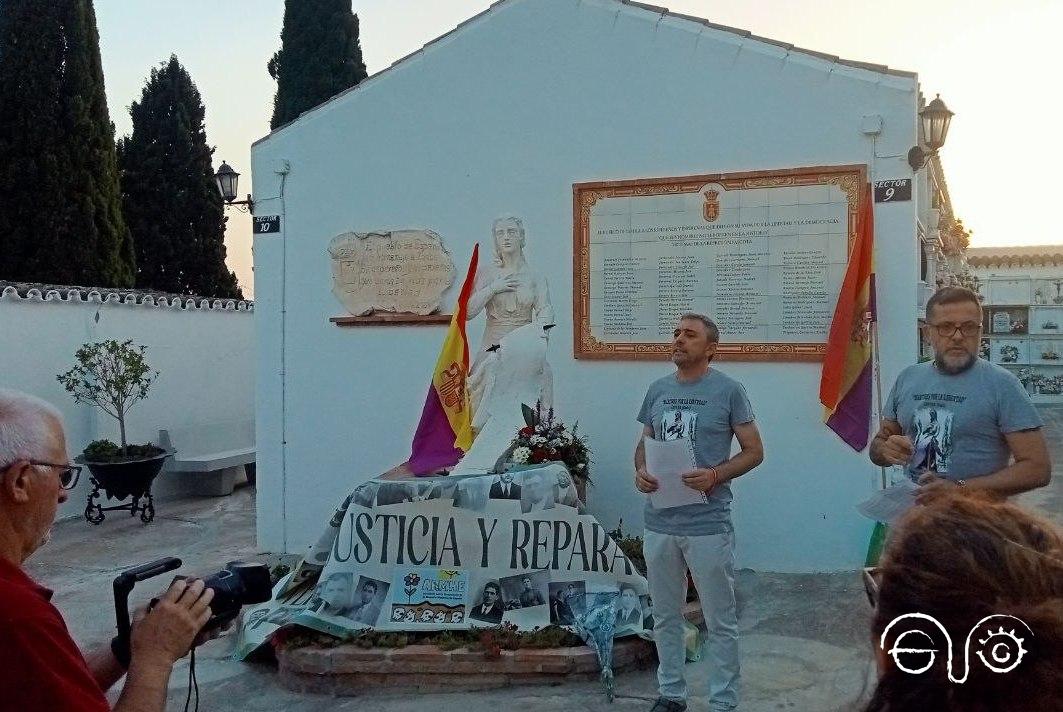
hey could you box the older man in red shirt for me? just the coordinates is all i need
[0,389,213,711]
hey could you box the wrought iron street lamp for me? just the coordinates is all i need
[214,161,254,213]
[908,95,954,171]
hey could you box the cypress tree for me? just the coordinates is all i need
[0,0,135,287]
[117,56,241,298]
[268,0,368,129]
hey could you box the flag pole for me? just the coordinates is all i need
[872,317,887,490]
[866,313,890,567]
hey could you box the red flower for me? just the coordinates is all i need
[520,426,534,437]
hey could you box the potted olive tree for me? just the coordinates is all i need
[57,340,171,523]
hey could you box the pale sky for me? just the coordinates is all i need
[95,0,1063,297]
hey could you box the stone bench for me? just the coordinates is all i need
[158,421,255,496]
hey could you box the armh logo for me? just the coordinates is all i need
[881,613,1032,683]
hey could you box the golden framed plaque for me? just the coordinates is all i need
[573,165,867,361]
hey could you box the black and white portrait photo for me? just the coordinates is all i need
[308,572,356,617]
[347,576,388,626]
[500,571,549,610]
[615,584,642,629]
[453,477,491,512]
[376,482,417,506]
[469,580,505,624]
[352,481,377,508]
[520,470,556,513]
[548,581,586,625]
[489,471,522,500]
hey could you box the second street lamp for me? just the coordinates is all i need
[908,94,955,171]
[214,160,254,213]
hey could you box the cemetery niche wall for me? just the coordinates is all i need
[976,275,1063,402]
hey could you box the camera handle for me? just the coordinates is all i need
[111,557,182,666]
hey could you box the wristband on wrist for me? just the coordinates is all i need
[708,466,719,491]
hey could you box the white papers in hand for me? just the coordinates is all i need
[857,479,918,524]
[644,437,707,510]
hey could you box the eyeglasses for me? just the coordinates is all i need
[927,321,981,338]
[862,566,880,608]
[28,461,82,490]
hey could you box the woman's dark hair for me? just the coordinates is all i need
[865,493,1063,711]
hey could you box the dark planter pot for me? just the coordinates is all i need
[75,450,173,524]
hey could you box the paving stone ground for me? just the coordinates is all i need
[28,406,1062,711]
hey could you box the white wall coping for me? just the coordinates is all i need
[0,282,253,312]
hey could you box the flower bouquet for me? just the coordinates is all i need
[1000,344,1020,363]
[507,402,591,487]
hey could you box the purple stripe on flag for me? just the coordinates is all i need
[826,360,873,451]
[408,387,462,475]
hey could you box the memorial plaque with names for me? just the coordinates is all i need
[573,165,866,361]
[329,230,456,316]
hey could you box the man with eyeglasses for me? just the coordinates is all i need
[0,389,213,711]
[870,287,1051,502]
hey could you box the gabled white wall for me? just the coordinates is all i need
[252,0,921,571]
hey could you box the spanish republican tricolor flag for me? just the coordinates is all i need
[820,184,876,451]
[408,245,479,475]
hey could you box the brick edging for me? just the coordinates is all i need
[277,601,704,696]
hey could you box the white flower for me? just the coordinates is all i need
[558,432,573,445]
[548,439,562,448]
[511,446,532,464]
[576,463,585,470]
[531,435,547,446]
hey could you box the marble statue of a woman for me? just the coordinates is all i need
[466,216,554,421]
[384,217,553,479]
[448,217,554,474]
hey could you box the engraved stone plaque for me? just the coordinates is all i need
[329,230,456,316]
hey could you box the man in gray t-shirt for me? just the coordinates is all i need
[871,287,1050,502]
[637,369,754,536]
[634,314,763,712]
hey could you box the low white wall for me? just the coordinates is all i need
[0,287,254,520]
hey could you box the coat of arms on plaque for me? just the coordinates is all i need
[702,190,720,223]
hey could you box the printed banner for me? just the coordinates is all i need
[234,464,650,660]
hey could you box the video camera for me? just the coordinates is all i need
[111,557,272,666]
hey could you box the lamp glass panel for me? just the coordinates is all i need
[217,170,238,201]
[929,113,951,149]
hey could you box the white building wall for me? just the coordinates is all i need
[252,0,922,571]
[0,289,254,520]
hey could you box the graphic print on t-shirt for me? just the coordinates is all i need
[662,409,697,442]
[910,405,954,476]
